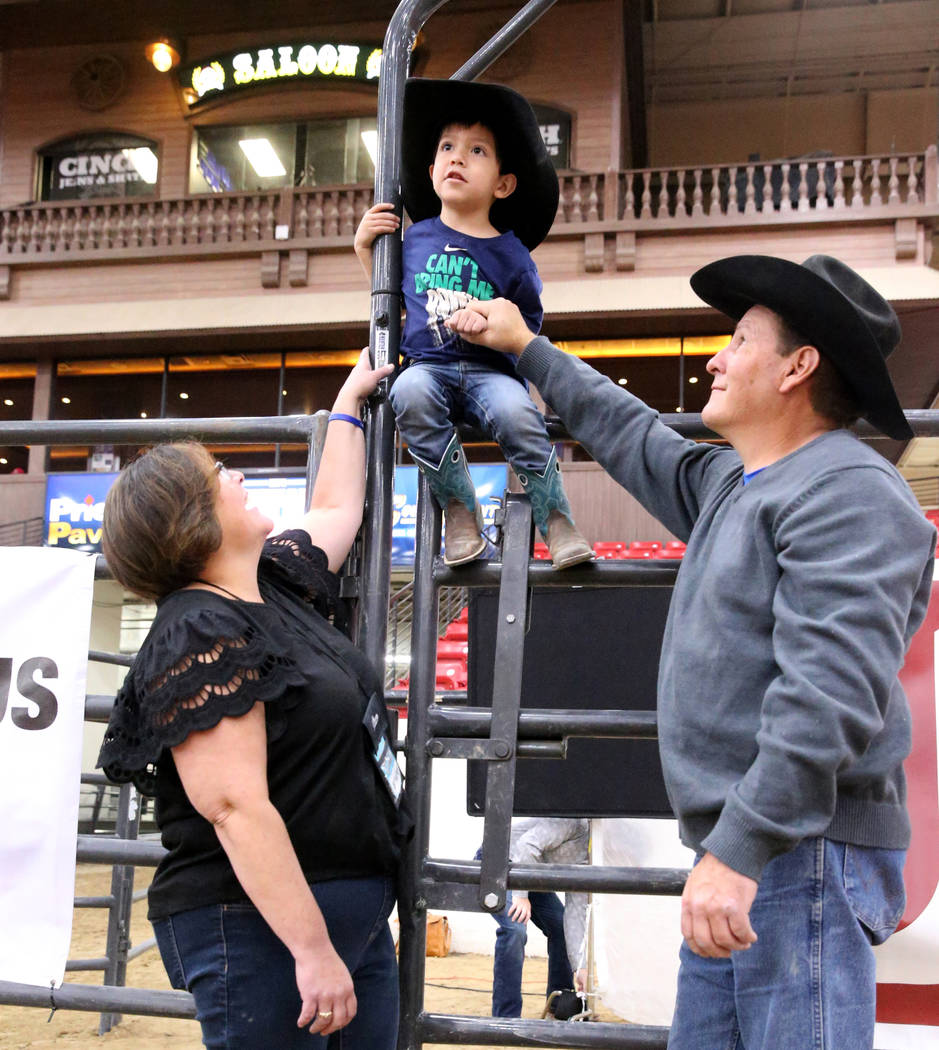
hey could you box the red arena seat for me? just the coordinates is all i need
[532,542,551,560]
[593,541,626,559]
[437,639,468,663]
[629,540,661,552]
[621,548,655,559]
[443,620,468,641]
[654,547,685,559]
[435,662,468,690]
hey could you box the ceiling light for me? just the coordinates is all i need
[3,399,12,406]
[146,39,182,73]
[140,411,148,418]
[122,147,158,184]
[617,377,628,386]
[688,376,699,384]
[61,396,71,404]
[0,458,7,465]
[282,389,288,396]
[179,392,189,400]
[239,139,286,178]
[361,130,379,166]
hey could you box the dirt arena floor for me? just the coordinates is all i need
[1,866,626,1049]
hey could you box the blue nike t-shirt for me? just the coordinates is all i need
[399,217,544,379]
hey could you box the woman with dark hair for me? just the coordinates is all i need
[97,349,405,1050]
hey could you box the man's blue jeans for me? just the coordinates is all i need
[389,360,555,473]
[668,837,906,1050]
[152,875,398,1049]
[491,890,574,1018]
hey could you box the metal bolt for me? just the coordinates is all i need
[494,741,510,758]
[483,892,500,909]
[506,613,516,623]
[427,740,444,757]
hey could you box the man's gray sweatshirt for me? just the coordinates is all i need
[518,336,936,881]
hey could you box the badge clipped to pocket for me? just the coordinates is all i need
[363,693,403,807]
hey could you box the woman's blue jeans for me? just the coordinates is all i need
[668,837,906,1050]
[389,360,554,473]
[152,876,398,1050]
[491,890,574,1018]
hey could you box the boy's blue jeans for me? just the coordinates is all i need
[389,360,555,473]
[668,837,906,1050]
[491,889,574,1018]
[152,875,398,1049]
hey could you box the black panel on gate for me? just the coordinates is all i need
[466,586,674,818]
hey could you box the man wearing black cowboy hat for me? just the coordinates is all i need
[446,254,936,1049]
[354,78,592,569]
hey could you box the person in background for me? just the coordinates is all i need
[97,348,409,1049]
[483,817,589,1018]
[446,255,935,1050]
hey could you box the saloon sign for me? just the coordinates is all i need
[180,41,382,107]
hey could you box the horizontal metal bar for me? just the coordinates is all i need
[435,559,679,588]
[420,1012,669,1048]
[65,957,109,972]
[132,888,148,903]
[127,937,157,962]
[428,707,658,739]
[89,649,135,668]
[0,414,319,446]
[73,895,114,909]
[80,771,111,785]
[422,858,687,896]
[0,980,196,1019]
[77,836,166,866]
[517,740,566,759]
[85,695,115,721]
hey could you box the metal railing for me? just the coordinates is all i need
[2,148,933,265]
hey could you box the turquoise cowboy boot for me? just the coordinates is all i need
[410,432,487,566]
[516,448,593,569]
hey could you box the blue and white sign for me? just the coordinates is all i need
[392,463,508,566]
[44,465,509,562]
[44,473,117,551]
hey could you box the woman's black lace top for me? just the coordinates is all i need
[97,529,401,920]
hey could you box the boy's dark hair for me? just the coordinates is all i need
[102,441,222,601]
[432,109,514,175]
[775,314,861,430]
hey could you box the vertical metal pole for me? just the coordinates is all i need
[275,351,286,470]
[356,0,449,680]
[98,782,140,1034]
[397,471,442,1050]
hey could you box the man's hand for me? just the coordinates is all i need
[444,298,533,357]
[507,895,531,923]
[680,852,758,958]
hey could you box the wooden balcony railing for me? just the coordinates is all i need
[0,147,935,275]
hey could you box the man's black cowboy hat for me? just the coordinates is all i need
[401,78,559,252]
[690,254,912,440]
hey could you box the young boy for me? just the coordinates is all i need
[354,78,592,569]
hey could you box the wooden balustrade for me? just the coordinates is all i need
[0,147,935,265]
[613,148,936,223]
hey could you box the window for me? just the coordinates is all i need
[189,116,378,194]
[37,133,159,202]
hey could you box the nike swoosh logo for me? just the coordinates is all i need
[444,244,464,252]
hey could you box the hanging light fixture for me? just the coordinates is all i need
[146,38,182,73]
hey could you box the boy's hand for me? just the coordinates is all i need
[354,202,400,257]
[445,298,534,357]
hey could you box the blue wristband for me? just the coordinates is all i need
[329,412,365,431]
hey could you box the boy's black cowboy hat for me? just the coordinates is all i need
[401,78,559,251]
[690,254,912,440]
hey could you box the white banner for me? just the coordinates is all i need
[0,547,96,988]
